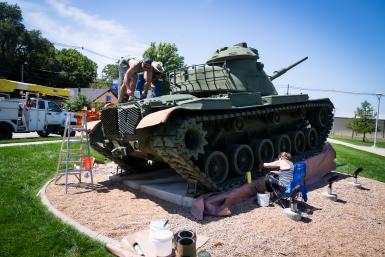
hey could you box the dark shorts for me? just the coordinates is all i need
[265,174,284,192]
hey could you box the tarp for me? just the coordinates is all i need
[191,143,337,220]
[106,229,208,257]
[0,79,71,97]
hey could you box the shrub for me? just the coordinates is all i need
[64,94,92,112]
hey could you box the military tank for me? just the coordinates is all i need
[89,42,334,192]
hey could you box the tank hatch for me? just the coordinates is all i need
[207,42,259,64]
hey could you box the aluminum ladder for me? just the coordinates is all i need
[55,113,94,193]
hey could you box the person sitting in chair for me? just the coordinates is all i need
[263,152,294,192]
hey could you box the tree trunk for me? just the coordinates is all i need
[363,132,366,142]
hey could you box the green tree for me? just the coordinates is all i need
[56,48,97,88]
[20,30,59,85]
[0,2,26,79]
[143,42,185,74]
[64,94,92,112]
[101,63,118,82]
[0,2,61,85]
[348,101,376,142]
[0,2,99,88]
[143,42,185,94]
[89,79,111,89]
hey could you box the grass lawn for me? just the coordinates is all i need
[0,143,112,257]
[330,134,385,148]
[333,143,385,183]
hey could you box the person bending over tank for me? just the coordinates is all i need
[118,57,153,102]
[263,152,294,192]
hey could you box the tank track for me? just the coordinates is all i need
[150,99,333,192]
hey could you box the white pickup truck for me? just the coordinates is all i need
[0,97,75,140]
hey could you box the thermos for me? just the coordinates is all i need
[175,230,196,257]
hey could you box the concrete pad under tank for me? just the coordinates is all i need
[109,168,194,207]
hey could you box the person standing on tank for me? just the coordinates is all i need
[118,57,154,102]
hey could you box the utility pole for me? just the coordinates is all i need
[373,93,383,147]
[286,84,290,95]
[21,61,27,82]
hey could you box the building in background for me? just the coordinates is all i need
[93,89,118,105]
[332,113,385,139]
[70,88,118,109]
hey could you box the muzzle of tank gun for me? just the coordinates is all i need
[269,56,308,81]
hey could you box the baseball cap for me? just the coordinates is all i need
[152,61,165,73]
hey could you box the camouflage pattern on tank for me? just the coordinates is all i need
[89,42,334,192]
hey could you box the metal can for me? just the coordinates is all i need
[245,171,252,184]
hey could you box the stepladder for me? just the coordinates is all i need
[55,112,94,193]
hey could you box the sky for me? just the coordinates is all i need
[9,0,385,116]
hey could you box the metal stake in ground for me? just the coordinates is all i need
[352,167,363,189]
[323,175,338,201]
[283,186,302,221]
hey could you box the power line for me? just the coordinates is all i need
[53,42,118,61]
[275,84,383,96]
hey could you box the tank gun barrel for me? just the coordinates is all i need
[269,57,308,81]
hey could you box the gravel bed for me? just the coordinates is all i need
[46,163,385,257]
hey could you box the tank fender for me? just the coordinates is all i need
[136,107,181,129]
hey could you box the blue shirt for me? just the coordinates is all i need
[136,73,160,97]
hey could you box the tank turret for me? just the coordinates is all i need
[169,42,278,97]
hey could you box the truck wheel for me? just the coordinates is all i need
[37,131,50,137]
[0,124,13,140]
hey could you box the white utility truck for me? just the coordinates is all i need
[0,95,75,140]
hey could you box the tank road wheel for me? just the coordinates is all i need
[311,107,328,128]
[272,112,281,124]
[290,131,306,154]
[253,139,274,163]
[272,134,291,155]
[228,144,254,175]
[204,151,229,184]
[305,128,318,149]
[175,118,208,160]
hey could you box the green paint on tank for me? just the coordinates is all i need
[90,42,334,193]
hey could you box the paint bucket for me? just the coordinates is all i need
[149,220,170,240]
[82,156,94,170]
[150,230,173,257]
[257,193,270,207]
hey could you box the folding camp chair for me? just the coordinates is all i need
[272,162,308,208]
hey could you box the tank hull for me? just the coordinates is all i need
[90,96,333,192]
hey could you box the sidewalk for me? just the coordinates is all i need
[0,140,62,148]
[327,138,385,157]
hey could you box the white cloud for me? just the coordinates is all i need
[15,0,146,76]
